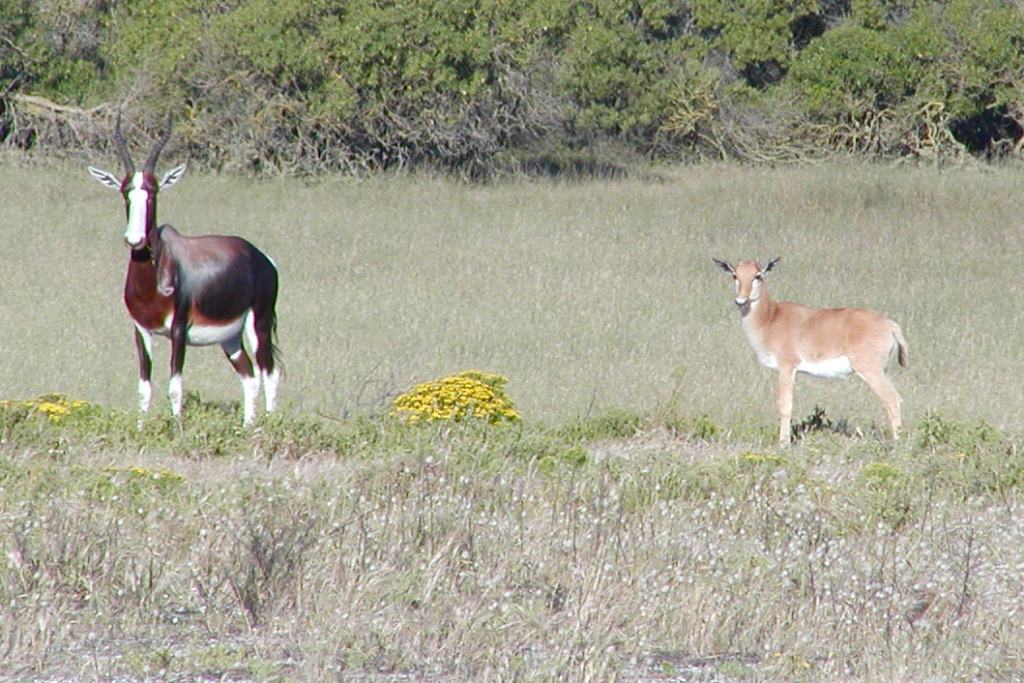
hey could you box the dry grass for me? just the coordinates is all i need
[0,412,1022,681]
[2,160,1024,681]
[2,160,1023,433]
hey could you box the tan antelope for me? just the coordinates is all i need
[712,257,907,444]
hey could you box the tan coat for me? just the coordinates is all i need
[714,257,907,444]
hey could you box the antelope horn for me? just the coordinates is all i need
[143,113,173,172]
[113,110,135,175]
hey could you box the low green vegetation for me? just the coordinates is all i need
[1,395,1023,680]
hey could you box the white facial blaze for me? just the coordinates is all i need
[124,173,150,247]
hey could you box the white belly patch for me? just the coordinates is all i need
[797,356,853,379]
[188,317,246,346]
[144,312,246,346]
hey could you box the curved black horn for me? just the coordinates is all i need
[143,114,173,172]
[113,111,135,175]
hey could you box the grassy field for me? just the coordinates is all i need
[2,160,1024,681]
[3,160,1023,431]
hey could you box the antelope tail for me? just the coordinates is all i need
[267,307,284,376]
[892,322,908,368]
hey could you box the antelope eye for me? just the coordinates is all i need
[754,273,763,280]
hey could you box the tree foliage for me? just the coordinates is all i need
[1,0,1022,175]
[788,0,1024,157]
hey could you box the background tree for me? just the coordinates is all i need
[1,0,1021,176]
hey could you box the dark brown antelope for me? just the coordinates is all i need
[712,257,907,444]
[88,114,280,426]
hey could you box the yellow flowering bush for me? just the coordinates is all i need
[392,371,520,425]
[0,394,91,424]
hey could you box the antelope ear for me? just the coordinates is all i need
[711,257,734,274]
[763,256,781,273]
[87,166,122,190]
[160,163,187,190]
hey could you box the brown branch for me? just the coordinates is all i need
[10,94,110,117]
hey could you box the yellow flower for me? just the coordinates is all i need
[2,394,91,424]
[392,371,520,424]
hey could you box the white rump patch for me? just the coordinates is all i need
[797,356,853,379]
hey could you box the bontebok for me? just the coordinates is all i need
[88,114,281,426]
[712,257,907,444]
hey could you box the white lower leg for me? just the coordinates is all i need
[890,402,902,440]
[138,379,152,414]
[242,374,261,426]
[168,375,183,418]
[777,371,795,445]
[263,368,280,413]
[779,414,792,444]
[136,379,152,428]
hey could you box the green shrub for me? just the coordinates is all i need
[537,444,588,474]
[857,461,914,529]
[84,465,186,509]
[558,0,700,142]
[786,25,921,117]
[786,0,1024,156]
[0,0,107,103]
[2,0,1022,172]
[693,0,818,86]
[915,412,1003,455]
[558,409,645,442]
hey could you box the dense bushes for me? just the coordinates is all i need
[787,0,1024,158]
[1,0,1021,176]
